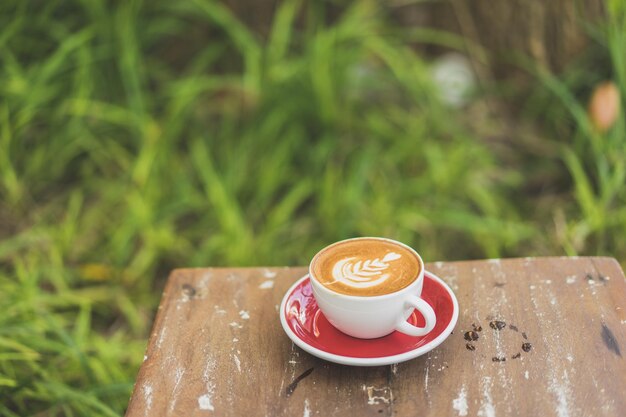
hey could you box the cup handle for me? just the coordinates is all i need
[395,295,436,337]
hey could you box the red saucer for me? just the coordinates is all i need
[279,271,458,366]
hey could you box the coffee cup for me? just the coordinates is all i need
[309,237,436,339]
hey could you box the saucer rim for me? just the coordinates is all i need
[279,270,460,366]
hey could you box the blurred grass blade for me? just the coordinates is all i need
[190,138,251,248]
[192,0,261,91]
[267,0,301,66]
[562,146,601,228]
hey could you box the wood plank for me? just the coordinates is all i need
[126,257,626,416]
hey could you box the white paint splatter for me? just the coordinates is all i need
[198,394,214,411]
[566,275,576,284]
[229,322,243,329]
[391,363,398,376]
[169,367,185,412]
[239,310,250,320]
[452,385,468,416]
[173,368,184,391]
[524,371,529,380]
[303,398,311,417]
[488,259,501,264]
[259,280,274,289]
[233,354,241,372]
[424,364,429,392]
[477,377,495,417]
[586,277,600,295]
[566,355,573,363]
[487,259,513,411]
[550,370,571,417]
[156,327,167,349]
[365,386,392,405]
[143,384,153,415]
[143,355,148,362]
[213,305,226,314]
[263,269,277,278]
[181,288,194,302]
[198,357,217,411]
[435,261,443,269]
[530,285,536,290]
[537,283,574,417]
[279,342,299,396]
[197,271,211,288]
[232,338,239,342]
[437,263,459,290]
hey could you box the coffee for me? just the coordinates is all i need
[310,238,421,296]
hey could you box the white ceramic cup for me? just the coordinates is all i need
[309,237,436,339]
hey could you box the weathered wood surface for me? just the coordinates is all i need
[126,257,626,416]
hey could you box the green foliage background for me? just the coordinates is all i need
[0,0,624,414]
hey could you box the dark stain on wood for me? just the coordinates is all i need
[511,352,521,359]
[522,342,532,352]
[509,324,519,332]
[472,323,483,332]
[464,331,479,341]
[466,343,476,351]
[494,282,506,288]
[522,332,528,340]
[601,324,622,357]
[587,272,609,285]
[489,320,506,330]
[181,284,196,297]
[285,367,315,397]
[492,356,506,362]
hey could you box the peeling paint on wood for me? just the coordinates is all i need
[452,384,468,416]
[126,259,626,417]
[364,385,393,405]
[259,280,274,289]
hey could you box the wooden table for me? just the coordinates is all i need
[126,257,626,416]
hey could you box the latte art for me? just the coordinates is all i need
[311,238,421,296]
[331,252,402,288]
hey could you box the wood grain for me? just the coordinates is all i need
[125,257,626,416]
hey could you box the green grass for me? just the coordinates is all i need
[0,0,624,415]
[519,0,626,255]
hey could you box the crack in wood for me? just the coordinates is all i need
[285,367,315,397]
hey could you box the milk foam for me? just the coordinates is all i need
[311,238,421,296]
[331,252,402,288]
